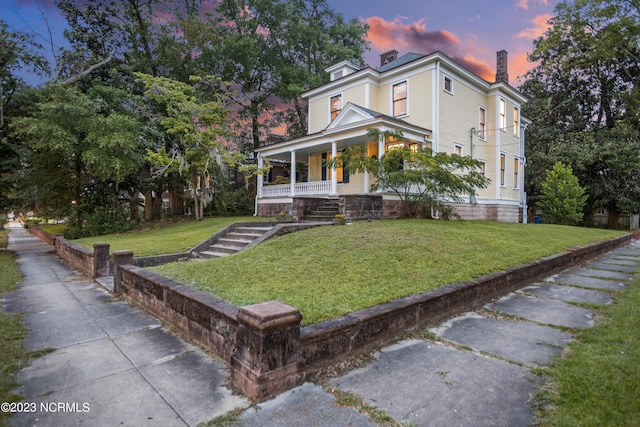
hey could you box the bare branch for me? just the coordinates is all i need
[60,53,114,85]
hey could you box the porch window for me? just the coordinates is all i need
[327,152,349,183]
[330,94,342,121]
[393,81,407,117]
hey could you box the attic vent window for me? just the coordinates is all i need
[332,70,343,80]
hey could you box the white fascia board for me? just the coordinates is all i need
[303,69,379,99]
[488,82,528,105]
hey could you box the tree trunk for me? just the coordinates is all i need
[129,188,139,221]
[144,165,153,221]
[608,207,620,229]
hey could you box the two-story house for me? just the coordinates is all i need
[255,49,529,222]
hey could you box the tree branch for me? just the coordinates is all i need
[60,53,114,85]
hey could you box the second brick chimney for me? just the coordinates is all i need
[380,50,399,67]
[495,50,509,84]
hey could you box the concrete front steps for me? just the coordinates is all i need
[199,226,273,259]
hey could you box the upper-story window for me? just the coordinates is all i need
[513,107,520,136]
[478,107,487,140]
[499,98,506,130]
[330,94,342,121]
[393,81,407,117]
[444,75,453,94]
[454,144,463,156]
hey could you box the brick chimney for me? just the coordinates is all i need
[380,50,399,67]
[495,50,509,83]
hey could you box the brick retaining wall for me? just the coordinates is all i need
[54,237,110,278]
[112,233,632,399]
[28,226,58,246]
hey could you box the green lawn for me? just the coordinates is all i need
[536,274,640,425]
[72,216,265,257]
[150,220,625,325]
[0,230,29,426]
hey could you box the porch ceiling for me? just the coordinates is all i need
[257,114,432,162]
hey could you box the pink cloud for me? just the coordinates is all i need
[365,16,500,81]
[516,13,552,39]
[515,0,549,11]
[365,16,461,53]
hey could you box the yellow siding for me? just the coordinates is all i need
[309,98,328,134]
[406,71,432,129]
[309,153,323,181]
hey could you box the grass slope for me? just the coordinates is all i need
[72,216,263,257]
[536,274,640,426]
[151,220,624,325]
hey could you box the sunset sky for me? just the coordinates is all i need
[2,0,561,87]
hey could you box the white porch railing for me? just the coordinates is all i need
[260,180,332,197]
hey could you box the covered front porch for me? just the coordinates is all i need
[255,103,432,204]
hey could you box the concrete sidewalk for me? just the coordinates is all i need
[3,223,639,426]
[3,224,247,426]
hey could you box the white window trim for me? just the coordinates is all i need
[499,98,506,131]
[443,74,454,94]
[391,80,408,118]
[500,152,506,187]
[478,106,487,140]
[513,106,520,137]
[478,160,487,177]
[329,93,343,122]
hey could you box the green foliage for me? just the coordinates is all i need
[136,73,240,221]
[65,205,131,239]
[331,130,489,218]
[539,162,587,226]
[522,0,640,224]
[11,84,144,224]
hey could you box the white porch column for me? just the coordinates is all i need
[364,168,369,193]
[257,154,264,198]
[330,142,338,195]
[289,150,296,197]
[378,134,384,159]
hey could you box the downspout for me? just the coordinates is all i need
[433,60,440,152]
[430,60,441,219]
[521,122,529,223]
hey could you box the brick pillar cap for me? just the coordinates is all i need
[113,250,135,255]
[238,301,302,331]
[93,243,110,248]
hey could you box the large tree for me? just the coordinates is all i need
[11,84,143,227]
[522,0,640,226]
[136,73,239,221]
[198,0,368,150]
[0,21,49,211]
